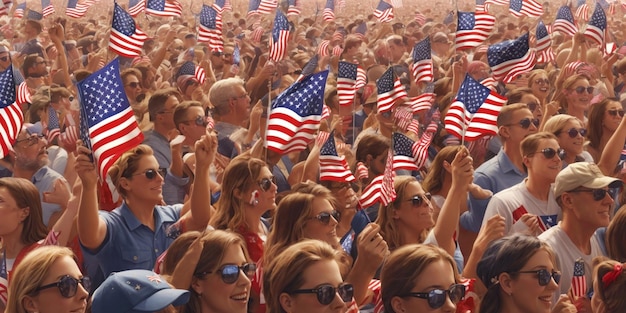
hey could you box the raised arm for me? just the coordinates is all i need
[75,144,108,250]
[181,131,217,230]
[597,114,626,176]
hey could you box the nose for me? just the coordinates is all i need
[441,293,456,312]
[529,121,538,132]
[76,281,89,300]
[330,291,348,312]
[238,269,252,288]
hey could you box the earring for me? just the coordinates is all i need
[253,199,259,206]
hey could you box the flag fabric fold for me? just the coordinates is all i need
[337,61,363,106]
[110,3,148,58]
[374,0,394,23]
[487,32,536,83]
[509,0,543,17]
[128,0,145,17]
[319,131,356,182]
[42,0,55,17]
[0,65,26,159]
[583,4,606,46]
[269,10,290,62]
[412,37,434,83]
[553,6,578,36]
[198,4,224,53]
[323,0,335,21]
[145,0,182,17]
[376,67,408,113]
[455,11,495,51]
[535,20,555,63]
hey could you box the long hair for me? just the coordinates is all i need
[421,146,459,194]
[586,98,620,150]
[607,206,626,262]
[210,157,268,231]
[593,257,626,313]
[381,244,461,313]
[0,177,47,245]
[554,74,589,112]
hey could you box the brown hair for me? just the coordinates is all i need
[147,88,181,121]
[0,178,48,245]
[107,144,154,198]
[421,146,460,194]
[586,98,620,150]
[592,257,626,313]
[173,100,203,131]
[606,206,626,262]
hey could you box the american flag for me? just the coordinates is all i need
[14,2,26,18]
[60,125,79,149]
[198,5,223,53]
[415,11,427,25]
[269,10,290,62]
[584,4,606,46]
[46,106,60,142]
[377,67,408,113]
[412,37,434,83]
[0,66,25,159]
[66,0,93,18]
[1,251,7,306]
[408,92,435,113]
[333,45,343,57]
[321,105,330,120]
[455,11,495,51]
[480,76,498,90]
[42,0,55,17]
[487,32,536,83]
[605,41,617,57]
[392,132,420,171]
[380,149,396,205]
[318,40,330,57]
[258,0,277,14]
[338,61,362,106]
[323,0,335,21]
[355,22,367,41]
[563,61,585,76]
[77,58,145,180]
[553,6,578,36]
[247,0,260,18]
[536,20,555,63]
[570,259,587,298]
[145,0,182,17]
[319,131,356,182]
[333,27,346,42]
[178,61,206,85]
[374,0,394,23]
[394,107,413,130]
[287,0,300,15]
[212,0,226,13]
[444,74,506,141]
[128,0,145,17]
[110,3,148,58]
[252,26,264,42]
[484,0,508,11]
[355,162,368,180]
[27,9,43,20]
[266,70,328,154]
[509,0,543,18]
[476,0,486,12]
[575,0,589,21]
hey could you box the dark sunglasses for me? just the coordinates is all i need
[526,102,539,112]
[0,56,8,62]
[608,109,625,117]
[573,86,594,94]
[381,110,392,119]
[291,283,354,305]
[184,115,209,127]
[562,127,587,138]
[527,147,565,159]
[534,78,549,85]
[196,263,257,284]
[258,176,277,191]
[568,188,610,201]
[403,284,465,309]
[507,117,540,129]
[406,193,432,207]
[35,275,91,298]
[515,269,561,286]
[132,169,160,180]
[309,210,341,224]
[126,82,141,88]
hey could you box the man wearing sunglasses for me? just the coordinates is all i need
[210,78,252,159]
[539,162,622,305]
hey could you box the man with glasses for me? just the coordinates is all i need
[539,162,621,305]
[22,54,48,90]
[8,127,69,226]
[210,77,251,159]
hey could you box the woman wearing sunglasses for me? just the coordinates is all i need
[585,98,624,162]
[210,156,276,264]
[264,240,354,313]
[380,244,464,312]
[527,69,552,107]
[5,246,89,313]
[476,235,572,313]
[543,115,593,166]
[554,74,593,123]
[160,230,254,313]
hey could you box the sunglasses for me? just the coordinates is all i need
[406,193,432,207]
[257,176,277,192]
[526,102,539,112]
[308,210,341,224]
[196,263,257,284]
[381,110,392,119]
[608,109,625,117]
[291,283,354,305]
[126,82,141,88]
[568,188,610,201]
[403,284,465,309]
[572,86,594,94]
[328,182,360,192]
[562,127,587,138]
[515,269,561,286]
[184,115,209,127]
[533,78,549,85]
[131,169,160,180]
[507,117,540,129]
[35,275,91,298]
[527,147,565,159]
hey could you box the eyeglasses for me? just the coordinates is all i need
[526,147,565,159]
[515,269,561,286]
[15,134,45,146]
[526,102,539,112]
[308,210,341,224]
[212,51,223,57]
[291,283,354,305]
[35,275,91,298]
[196,263,257,284]
[258,176,277,191]
[533,78,550,85]
[572,86,594,94]
[328,182,359,192]
[183,115,209,127]
[406,193,432,207]
[608,109,625,117]
[131,169,160,180]
[506,117,540,129]
[0,56,8,62]
[561,127,587,138]
[568,188,610,201]
[126,82,141,89]
[402,284,465,309]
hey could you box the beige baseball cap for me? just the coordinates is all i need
[554,163,622,197]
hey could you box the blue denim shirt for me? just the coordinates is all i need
[31,166,68,226]
[81,202,183,278]
[461,149,526,232]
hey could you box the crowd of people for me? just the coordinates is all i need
[2,0,626,312]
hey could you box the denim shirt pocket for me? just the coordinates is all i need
[121,249,153,269]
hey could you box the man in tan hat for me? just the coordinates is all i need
[539,162,621,305]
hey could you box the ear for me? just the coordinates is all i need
[20,207,30,222]
[119,177,132,194]
[23,295,39,313]
[498,125,510,139]
[499,272,514,296]
[190,277,203,295]
[392,208,400,220]
[442,161,452,173]
[279,293,294,313]
[391,296,406,313]
[522,156,531,169]
[233,188,243,200]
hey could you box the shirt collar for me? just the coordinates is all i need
[498,149,525,175]
[31,166,48,184]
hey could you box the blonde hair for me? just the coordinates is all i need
[542,114,582,137]
[6,246,76,313]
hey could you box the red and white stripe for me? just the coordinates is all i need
[407,92,434,114]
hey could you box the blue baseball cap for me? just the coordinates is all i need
[91,270,190,313]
